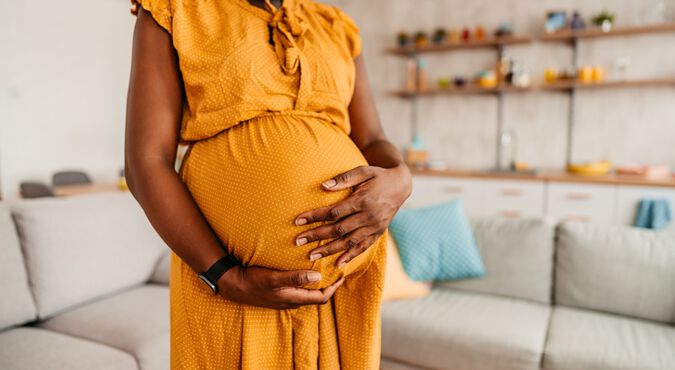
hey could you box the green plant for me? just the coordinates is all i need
[592,10,615,26]
[397,31,410,46]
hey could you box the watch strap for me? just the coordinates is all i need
[198,254,240,294]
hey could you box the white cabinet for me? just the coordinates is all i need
[546,182,617,224]
[615,186,675,226]
[408,174,674,227]
[405,176,484,217]
[482,179,545,219]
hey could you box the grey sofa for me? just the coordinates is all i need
[1,193,674,370]
[0,193,171,370]
[380,219,675,370]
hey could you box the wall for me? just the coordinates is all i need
[0,0,136,199]
[1,0,674,199]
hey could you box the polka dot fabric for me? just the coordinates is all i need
[389,199,485,282]
[131,0,386,369]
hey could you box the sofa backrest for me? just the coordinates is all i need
[12,193,167,319]
[0,206,37,331]
[556,221,675,324]
[438,218,555,304]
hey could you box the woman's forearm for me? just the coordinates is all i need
[126,157,227,274]
[359,139,407,170]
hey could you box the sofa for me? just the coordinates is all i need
[1,193,674,370]
[0,193,171,370]
[380,218,675,370]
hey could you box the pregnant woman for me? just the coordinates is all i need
[125,0,411,368]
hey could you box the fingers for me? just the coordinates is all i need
[321,166,376,191]
[307,224,374,261]
[268,269,322,288]
[276,277,345,306]
[295,212,365,249]
[294,199,358,227]
[336,234,378,268]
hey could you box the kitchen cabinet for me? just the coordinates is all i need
[407,174,674,227]
[546,182,616,224]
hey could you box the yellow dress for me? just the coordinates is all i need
[131,0,387,368]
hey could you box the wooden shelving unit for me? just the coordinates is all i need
[391,84,531,98]
[386,36,532,56]
[387,23,675,167]
[540,23,675,42]
[392,78,675,97]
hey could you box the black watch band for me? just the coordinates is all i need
[198,254,240,295]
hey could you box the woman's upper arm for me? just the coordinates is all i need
[348,55,386,150]
[125,7,183,168]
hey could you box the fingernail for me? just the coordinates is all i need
[308,271,322,282]
[295,218,307,226]
[338,261,347,269]
[310,253,322,261]
[322,179,337,189]
[296,237,308,246]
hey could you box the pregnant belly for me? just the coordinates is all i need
[180,113,380,289]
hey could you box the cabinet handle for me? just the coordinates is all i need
[498,210,522,218]
[443,186,464,194]
[565,192,592,201]
[565,215,591,222]
[500,188,523,197]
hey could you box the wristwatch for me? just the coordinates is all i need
[198,254,240,295]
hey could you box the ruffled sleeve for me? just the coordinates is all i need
[131,0,173,34]
[333,7,362,59]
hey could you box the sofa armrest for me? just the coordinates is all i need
[149,251,171,285]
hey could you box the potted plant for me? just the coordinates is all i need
[592,10,615,32]
[414,31,429,47]
[396,31,410,48]
[432,28,447,44]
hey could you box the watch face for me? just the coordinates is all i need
[198,274,217,293]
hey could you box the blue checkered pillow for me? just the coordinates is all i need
[389,199,485,281]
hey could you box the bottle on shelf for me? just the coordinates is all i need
[417,59,429,91]
[405,59,417,92]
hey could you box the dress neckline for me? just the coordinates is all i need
[237,0,300,20]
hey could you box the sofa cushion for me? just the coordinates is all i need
[382,232,431,302]
[39,285,169,370]
[12,193,167,318]
[0,206,37,330]
[389,199,485,281]
[381,289,551,370]
[380,357,424,370]
[439,218,555,304]
[543,306,675,370]
[0,327,137,370]
[556,222,675,323]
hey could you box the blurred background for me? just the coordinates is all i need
[1,1,675,370]
[2,0,675,201]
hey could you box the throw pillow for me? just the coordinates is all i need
[389,199,485,281]
[382,232,431,301]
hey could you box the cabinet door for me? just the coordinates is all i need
[546,182,616,224]
[405,176,484,217]
[482,179,545,219]
[615,185,675,226]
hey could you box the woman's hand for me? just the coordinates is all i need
[218,265,345,310]
[293,164,412,268]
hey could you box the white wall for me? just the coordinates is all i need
[0,0,135,199]
[1,0,674,199]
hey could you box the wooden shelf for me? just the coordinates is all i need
[386,36,532,56]
[391,78,675,98]
[411,167,675,188]
[538,78,675,91]
[540,23,675,42]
